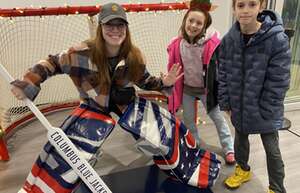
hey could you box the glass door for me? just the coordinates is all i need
[281,0,300,102]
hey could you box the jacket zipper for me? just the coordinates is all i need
[241,47,246,132]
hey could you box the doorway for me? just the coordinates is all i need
[281,0,300,102]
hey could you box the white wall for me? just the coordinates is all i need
[210,0,233,36]
[274,0,285,16]
[0,0,233,36]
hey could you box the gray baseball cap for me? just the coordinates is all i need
[98,3,128,24]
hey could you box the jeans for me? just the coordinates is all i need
[235,130,286,193]
[182,93,234,154]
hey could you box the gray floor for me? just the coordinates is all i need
[0,103,300,193]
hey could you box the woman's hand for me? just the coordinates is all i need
[161,63,184,87]
[10,79,40,101]
[11,86,26,100]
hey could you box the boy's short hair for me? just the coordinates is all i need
[232,0,265,8]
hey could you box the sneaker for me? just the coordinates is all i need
[225,152,236,165]
[224,165,251,189]
[268,189,275,193]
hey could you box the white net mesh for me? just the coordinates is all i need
[0,9,185,131]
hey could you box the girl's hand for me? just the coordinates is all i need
[11,86,26,100]
[161,63,184,87]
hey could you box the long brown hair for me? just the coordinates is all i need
[180,8,212,44]
[85,24,145,92]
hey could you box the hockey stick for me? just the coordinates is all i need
[0,63,111,193]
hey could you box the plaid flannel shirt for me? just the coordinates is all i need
[15,44,170,113]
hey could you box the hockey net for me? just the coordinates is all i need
[0,2,187,148]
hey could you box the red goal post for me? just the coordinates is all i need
[0,2,188,160]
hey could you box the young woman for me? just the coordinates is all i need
[218,0,291,192]
[11,3,182,192]
[167,0,235,165]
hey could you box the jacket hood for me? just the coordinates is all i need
[228,10,285,45]
[204,27,220,43]
[194,27,220,45]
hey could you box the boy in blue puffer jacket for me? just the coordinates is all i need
[217,0,291,193]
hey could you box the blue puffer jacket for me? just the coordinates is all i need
[218,10,291,134]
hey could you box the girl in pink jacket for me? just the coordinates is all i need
[167,0,235,164]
